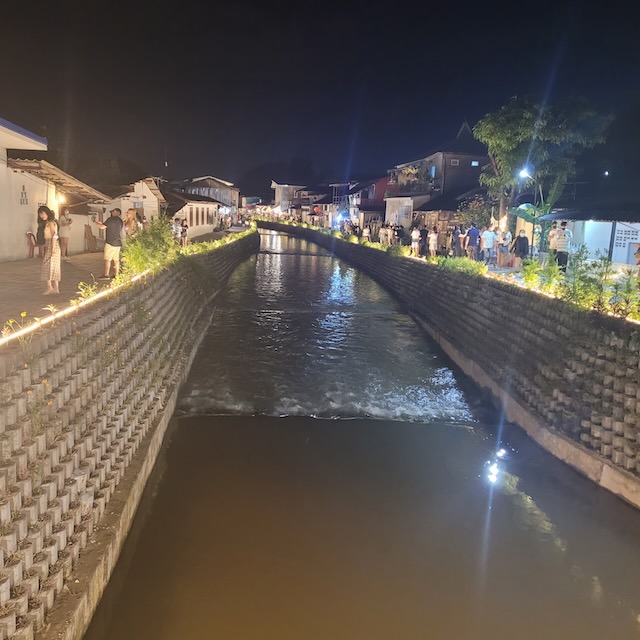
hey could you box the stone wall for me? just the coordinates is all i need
[0,231,259,640]
[259,222,640,508]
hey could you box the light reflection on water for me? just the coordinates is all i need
[178,231,471,422]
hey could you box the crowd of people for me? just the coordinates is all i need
[337,218,577,273]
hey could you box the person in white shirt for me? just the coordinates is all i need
[58,208,73,261]
[555,221,572,272]
[481,225,497,265]
[411,226,421,256]
[428,226,439,257]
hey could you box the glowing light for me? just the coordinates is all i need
[497,448,506,458]
[518,168,531,179]
[57,194,66,204]
[603,170,609,177]
[0,269,151,349]
[487,473,498,484]
[489,463,499,475]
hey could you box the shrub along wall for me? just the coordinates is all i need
[0,231,259,640]
[259,222,640,508]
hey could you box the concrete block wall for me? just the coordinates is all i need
[0,231,259,640]
[260,222,640,508]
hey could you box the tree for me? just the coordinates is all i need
[473,96,612,217]
[457,193,497,229]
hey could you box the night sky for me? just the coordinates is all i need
[1,0,638,196]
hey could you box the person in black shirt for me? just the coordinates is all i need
[95,208,124,280]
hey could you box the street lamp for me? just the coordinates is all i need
[517,166,537,256]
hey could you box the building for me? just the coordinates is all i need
[541,198,640,267]
[160,187,222,235]
[106,177,166,223]
[270,180,307,216]
[348,176,390,228]
[174,175,240,220]
[385,122,488,227]
[1,117,112,262]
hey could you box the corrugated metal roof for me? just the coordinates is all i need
[8,158,110,202]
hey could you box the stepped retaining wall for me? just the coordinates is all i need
[0,231,259,640]
[259,222,640,508]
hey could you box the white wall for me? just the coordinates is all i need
[174,202,220,238]
[0,161,56,262]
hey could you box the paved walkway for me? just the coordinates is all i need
[0,230,230,329]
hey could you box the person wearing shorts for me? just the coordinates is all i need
[96,208,124,280]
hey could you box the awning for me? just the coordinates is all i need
[540,209,640,224]
[8,158,110,203]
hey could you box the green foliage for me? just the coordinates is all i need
[473,96,612,214]
[440,256,489,276]
[538,257,563,295]
[591,252,615,312]
[558,245,593,306]
[2,311,35,366]
[71,277,98,306]
[386,244,411,257]
[120,218,179,277]
[521,259,541,289]
[457,194,497,229]
[610,270,640,319]
[348,234,360,244]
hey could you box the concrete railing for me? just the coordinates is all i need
[259,221,640,509]
[0,230,259,640]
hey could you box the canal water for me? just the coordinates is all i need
[85,231,640,639]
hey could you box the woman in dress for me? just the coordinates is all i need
[180,219,189,247]
[511,229,530,272]
[39,206,61,295]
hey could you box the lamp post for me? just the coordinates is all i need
[518,167,538,257]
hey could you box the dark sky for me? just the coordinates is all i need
[1,0,638,194]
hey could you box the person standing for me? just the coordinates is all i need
[38,206,61,295]
[498,227,512,267]
[451,225,462,257]
[548,221,559,263]
[512,229,529,271]
[35,209,47,258]
[181,219,189,247]
[555,221,572,272]
[466,222,480,260]
[411,226,421,256]
[123,208,140,239]
[481,225,497,265]
[96,208,124,280]
[428,226,439,257]
[58,208,73,261]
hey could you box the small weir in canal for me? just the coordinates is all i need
[85,231,640,640]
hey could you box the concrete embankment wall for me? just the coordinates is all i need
[259,222,640,508]
[0,231,259,640]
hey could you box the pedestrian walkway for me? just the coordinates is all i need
[0,230,231,329]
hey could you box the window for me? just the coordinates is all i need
[450,159,459,166]
[196,207,199,225]
[471,160,479,167]
[189,209,193,226]
[430,165,436,179]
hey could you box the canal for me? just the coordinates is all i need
[85,231,640,639]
